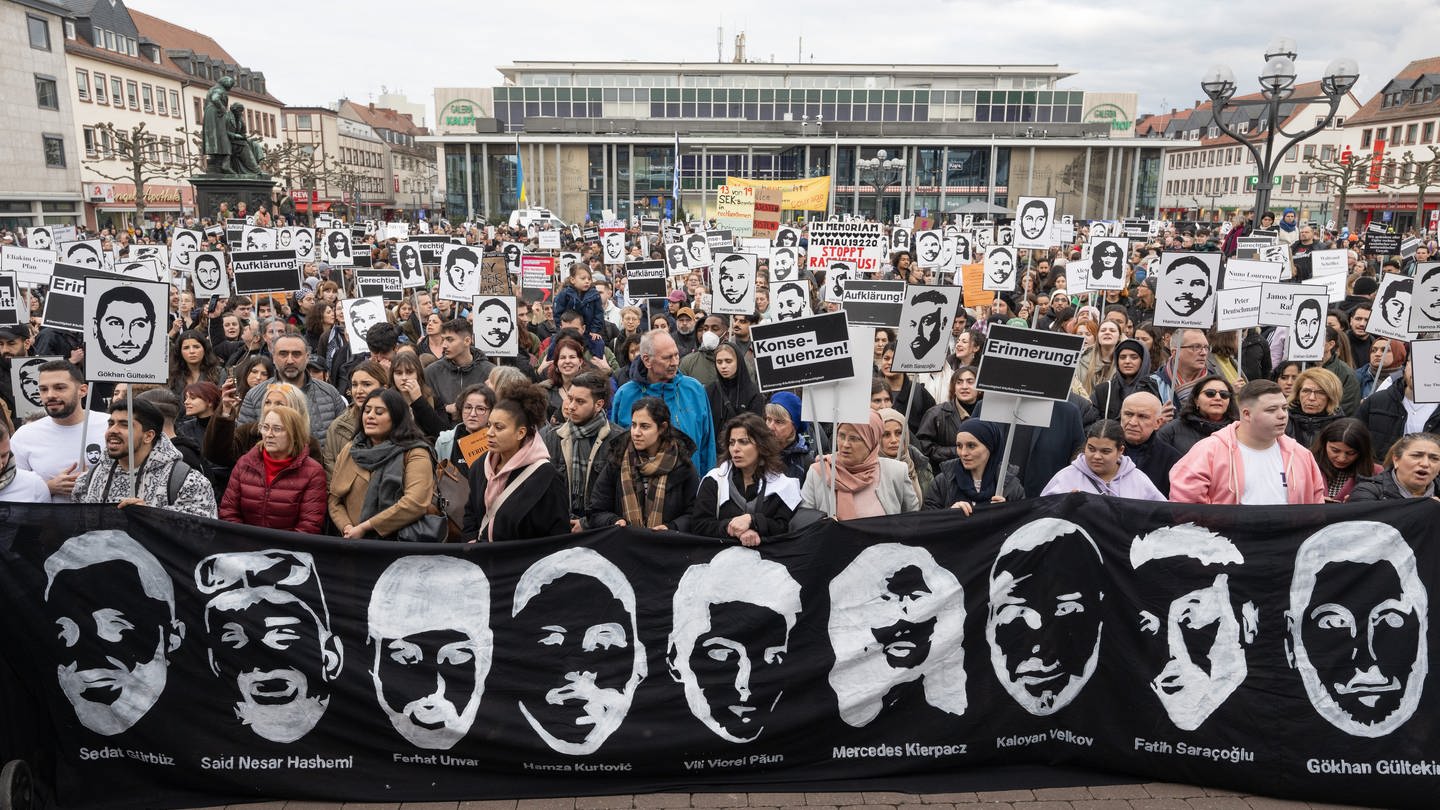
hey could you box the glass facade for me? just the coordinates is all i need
[492,86,1085,132]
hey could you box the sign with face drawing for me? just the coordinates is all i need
[84,276,169,383]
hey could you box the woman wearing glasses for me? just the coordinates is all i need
[219,404,328,533]
[1155,375,1237,456]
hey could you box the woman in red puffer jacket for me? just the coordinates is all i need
[220,404,328,533]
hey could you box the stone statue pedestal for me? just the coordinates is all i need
[188,175,276,221]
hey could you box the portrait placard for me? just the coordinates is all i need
[83,276,169,383]
[1286,292,1329,363]
[557,252,581,279]
[1013,197,1055,250]
[501,242,525,274]
[107,258,161,282]
[769,279,812,322]
[240,226,277,252]
[1408,263,1440,334]
[982,246,1017,293]
[393,243,425,289]
[321,229,354,266]
[471,295,518,358]
[58,240,105,271]
[282,227,316,262]
[892,285,963,373]
[23,225,54,251]
[169,229,203,272]
[1257,283,1327,329]
[912,230,946,268]
[127,244,168,270]
[773,226,800,248]
[1370,272,1415,342]
[1410,338,1440,403]
[1153,252,1221,328]
[710,251,758,316]
[438,244,482,303]
[340,297,387,347]
[601,232,628,266]
[822,260,856,303]
[9,355,61,420]
[1083,238,1127,291]
[190,252,229,298]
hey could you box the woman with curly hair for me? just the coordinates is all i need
[690,413,803,544]
[463,382,569,541]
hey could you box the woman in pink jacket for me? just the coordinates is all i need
[1042,420,1165,500]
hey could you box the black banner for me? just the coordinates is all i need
[230,250,301,295]
[3,499,1440,809]
[1367,233,1403,256]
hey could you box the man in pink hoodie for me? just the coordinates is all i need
[1170,379,1326,505]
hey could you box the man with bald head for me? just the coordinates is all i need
[1120,391,1181,497]
[609,329,716,472]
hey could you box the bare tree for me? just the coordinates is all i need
[85,122,185,230]
[1301,149,1378,231]
[1383,145,1440,234]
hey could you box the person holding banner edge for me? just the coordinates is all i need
[922,418,1024,513]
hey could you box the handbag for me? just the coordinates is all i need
[396,512,449,543]
[434,459,470,542]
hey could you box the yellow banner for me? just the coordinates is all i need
[726,176,831,211]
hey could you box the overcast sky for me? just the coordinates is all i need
[131,0,1429,126]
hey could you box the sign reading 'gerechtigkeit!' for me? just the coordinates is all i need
[975,324,1085,401]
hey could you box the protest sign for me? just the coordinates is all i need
[807,221,885,275]
[0,273,21,326]
[480,256,512,296]
[1013,197,1055,250]
[537,229,561,251]
[1220,258,1282,289]
[626,260,669,300]
[601,231,627,265]
[1215,287,1263,332]
[840,279,906,328]
[1,245,56,287]
[41,263,88,332]
[169,229,202,272]
[1153,252,1220,329]
[190,252,229,298]
[240,226,277,251]
[1370,272,1415,341]
[58,240,105,270]
[519,255,555,292]
[1286,292,1329,363]
[355,270,403,303]
[1366,233,1402,255]
[340,297,387,346]
[769,278,812,321]
[715,185,756,237]
[751,187,782,239]
[1409,263,1440,333]
[1411,338,1440,403]
[751,310,854,392]
[394,243,425,289]
[976,324,1085,401]
[9,355,60,420]
[1082,238,1127,291]
[108,259,160,282]
[710,252,758,316]
[982,246,1017,292]
[321,229,354,266]
[83,277,169,383]
[471,295,519,358]
[230,250,300,295]
[822,260,856,303]
[961,262,994,307]
[892,285,962,373]
[1258,283,1327,329]
[438,244,482,303]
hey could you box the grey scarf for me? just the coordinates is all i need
[350,436,433,534]
[567,414,606,505]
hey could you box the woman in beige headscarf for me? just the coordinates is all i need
[877,407,932,504]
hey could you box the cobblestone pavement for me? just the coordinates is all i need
[187,782,1379,810]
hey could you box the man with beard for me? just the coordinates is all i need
[987,518,1106,716]
[512,548,645,754]
[72,398,216,516]
[1131,524,1257,731]
[91,285,157,367]
[914,231,943,267]
[667,547,801,743]
[828,544,966,726]
[1017,198,1051,244]
[11,360,108,501]
[473,297,517,355]
[237,335,346,442]
[773,282,810,321]
[192,253,226,296]
[984,246,1015,289]
[43,529,185,735]
[1286,521,1427,738]
[368,555,492,750]
[292,228,315,262]
[672,306,698,357]
[903,288,950,364]
[170,229,199,270]
[1292,297,1323,353]
[194,550,343,743]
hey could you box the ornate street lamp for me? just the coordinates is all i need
[856,148,906,221]
[1201,40,1358,216]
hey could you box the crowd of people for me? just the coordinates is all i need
[0,204,1437,544]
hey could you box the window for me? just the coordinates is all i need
[1299,175,1311,193]
[297,114,312,130]
[99,127,113,158]
[42,134,65,168]
[1361,128,1372,148]
[64,20,74,39]
[1285,145,1297,162]
[141,84,153,112]
[126,80,138,109]
[1303,144,1316,160]
[83,126,96,157]
[157,88,166,115]
[35,75,58,109]
[104,30,115,50]
[1406,123,1419,144]
[1282,176,1294,193]
[1333,116,1345,129]
[1425,122,1436,144]
[76,69,90,101]
[111,77,122,107]
[1321,145,1335,161]
[169,90,180,117]
[93,72,107,104]
[127,38,136,57]
[27,15,50,50]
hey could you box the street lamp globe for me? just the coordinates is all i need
[1201,64,1236,103]
[1259,55,1297,99]
[876,149,888,161]
[1264,36,1298,62]
[1322,56,1360,97]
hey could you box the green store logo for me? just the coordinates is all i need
[1085,103,1133,133]
[441,99,484,128]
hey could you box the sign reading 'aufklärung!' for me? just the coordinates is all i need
[975,324,1085,401]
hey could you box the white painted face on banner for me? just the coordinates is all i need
[916,232,942,264]
[717,254,751,306]
[1286,522,1428,738]
[827,545,967,727]
[172,232,197,267]
[369,556,492,750]
[66,242,103,268]
[44,530,183,736]
[987,519,1105,716]
[1294,298,1323,350]
[194,254,223,293]
[668,548,801,743]
[347,299,384,343]
[93,286,157,365]
[513,549,646,755]
[1131,525,1256,732]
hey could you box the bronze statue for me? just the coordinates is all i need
[202,76,235,173]
[226,102,264,174]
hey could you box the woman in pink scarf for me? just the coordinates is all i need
[800,410,920,519]
[462,383,570,541]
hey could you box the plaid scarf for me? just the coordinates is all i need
[619,439,681,528]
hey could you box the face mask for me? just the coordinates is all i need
[700,331,720,350]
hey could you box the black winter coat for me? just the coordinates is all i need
[1356,384,1440,457]
[586,435,699,531]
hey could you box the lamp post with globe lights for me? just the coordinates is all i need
[856,149,907,221]
[1201,38,1358,218]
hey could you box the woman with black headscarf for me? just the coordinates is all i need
[705,341,765,457]
[923,418,1025,514]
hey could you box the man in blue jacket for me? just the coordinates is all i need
[611,330,716,473]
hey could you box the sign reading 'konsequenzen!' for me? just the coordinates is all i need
[751,310,855,392]
[975,324,1085,401]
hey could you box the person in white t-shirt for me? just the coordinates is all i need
[0,422,49,502]
[10,360,109,502]
[1170,379,1327,505]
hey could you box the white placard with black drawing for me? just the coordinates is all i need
[1153,252,1220,329]
[1370,272,1415,342]
[773,226,800,248]
[711,251,758,316]
[84,276,169,383]
[281,227,316,262]
[892,285,962,374]
[1257,283,1327,329]
[190,251,229,298]
[240,226,278,252]
[24,225,54,251]
[58,240,106,271]
[169,229,203,272]
[340,296,387,347]
[982,246,1017,293]
[1410,338,1440,403]
[1407,262,1440,334]
[9,355,61,420]
[501,242,525,274]
[394,243,426,289]
[770,279,812,321]
[322,229,354,266]
[557,252,581,278]
[663,241,690,275]
[1,245,56,287]
[437,243,482,303]
[768,246,801,284]
[1084,237,1127,291]
[912,230,946,268]
[1013,197,1055,251]
[681,232,712,269]
[602,232,628,266]
[471,295,518,358]
[1286,292,1329,363]
[107,258,161,282]
[823,260,856,304]
[127,244,168,270]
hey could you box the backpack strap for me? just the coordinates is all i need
[167,461,192,505]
